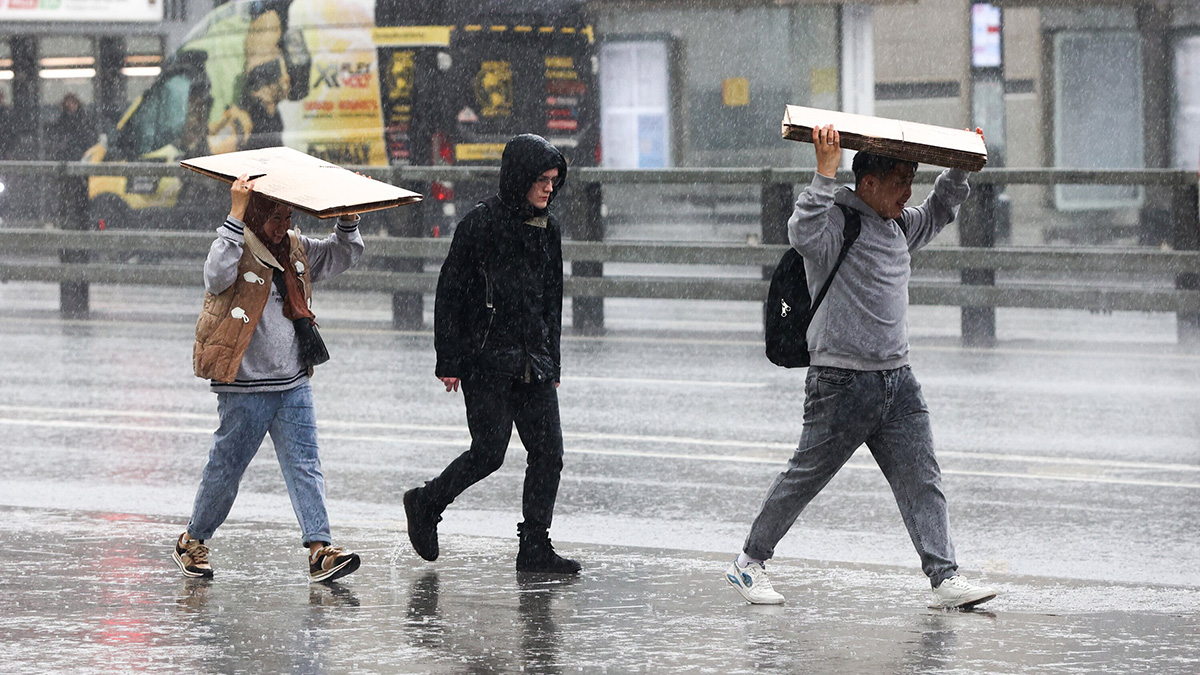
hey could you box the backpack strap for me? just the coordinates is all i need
[472,197,503,310]
[807,204,862,315]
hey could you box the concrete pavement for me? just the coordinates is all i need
[2,280,1199,673]
[3,507,1199,674]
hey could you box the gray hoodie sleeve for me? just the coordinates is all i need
[203,216,247,295]
[900,168,971,252]
[302,214,366,283]
[787,172,845,271]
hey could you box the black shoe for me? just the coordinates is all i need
[404,487,442,561]
[516,533,581,575]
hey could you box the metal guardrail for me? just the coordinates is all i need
[6,228,1200,271]
[3,160,1198,186]
[3,229,1199,312]
[1,160,1197,341]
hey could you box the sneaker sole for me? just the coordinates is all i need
[516,563,582,575]
[930,591,997,610]
[172,548,213,579]
[724,568,784,605]
[311,554,361,583]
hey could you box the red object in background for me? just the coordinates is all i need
[431,131,453,166]
[432,225,440,238]
[431,181,453,202]
[98,219,106,230]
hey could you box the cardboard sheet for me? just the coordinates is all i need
[781,105,988,172]
[181,146,422,218]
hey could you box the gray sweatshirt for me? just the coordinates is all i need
[204,215,365,393]
[788,169,970,371]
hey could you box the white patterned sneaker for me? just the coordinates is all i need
[930,575,997,609]
[725,559,785,605]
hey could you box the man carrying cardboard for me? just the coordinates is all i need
[725,124,998,610]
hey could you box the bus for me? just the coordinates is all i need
[84,0,598,231]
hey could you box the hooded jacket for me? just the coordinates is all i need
[434,134,567,382]
[788,168,970,370]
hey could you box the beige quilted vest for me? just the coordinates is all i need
[193,230,313,383]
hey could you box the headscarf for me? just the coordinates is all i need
[243,194,314,321]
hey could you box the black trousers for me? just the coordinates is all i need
[422,372,565,534]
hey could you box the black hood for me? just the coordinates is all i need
[497,134,568,217]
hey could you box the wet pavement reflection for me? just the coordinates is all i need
[2,284,1199,672]
[3,508,1199,673]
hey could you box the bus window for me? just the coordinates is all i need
[114,72,194,160]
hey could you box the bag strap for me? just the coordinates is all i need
[807,204,862,315]
[271,269,288,299]
[474,197,502,308]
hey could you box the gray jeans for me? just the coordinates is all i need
[743,365,958,586]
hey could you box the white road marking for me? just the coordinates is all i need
[568,375,766,389]
[3,405,1198,489]
[2,404,1195,472]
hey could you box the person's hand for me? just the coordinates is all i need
[813,124,841,178]
[229,174,256,221]
[439,376,460,393]
[973,126,986,144]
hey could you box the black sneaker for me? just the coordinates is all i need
[173,533,214,579]
[404,487,442,561]
[309,545,361,583]
[516,533,581,575]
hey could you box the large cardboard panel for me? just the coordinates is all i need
[781,105,987,172]
[182,146,422,218]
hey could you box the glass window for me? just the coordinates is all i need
[118,72,193,158]
[1053,30,1144,210]
[39,35,96,110]
[124,35,165,108]
[0,39,12,103]
[0,40,11,160]
[1172,34,1200,171]
[600,40,671,168]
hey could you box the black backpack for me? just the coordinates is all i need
[764,204,862,368]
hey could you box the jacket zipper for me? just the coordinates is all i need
[479,264,495,350]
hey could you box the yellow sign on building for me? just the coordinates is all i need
[475,61,514,117]
[722,77,750,107]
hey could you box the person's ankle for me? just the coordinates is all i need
[736,553,762,569]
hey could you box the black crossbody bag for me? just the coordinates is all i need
[272,272,330,368]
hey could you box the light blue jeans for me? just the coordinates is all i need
[187,382,331,546]
[743,365,959,587]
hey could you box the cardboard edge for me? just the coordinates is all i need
[181,161,424,218]
[310,196,424,219]
[781,124,987,172]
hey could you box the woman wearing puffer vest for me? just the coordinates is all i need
[174,174,364,583]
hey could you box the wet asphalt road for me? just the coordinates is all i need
[1,282,1199,673]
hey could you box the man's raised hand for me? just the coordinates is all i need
[813,124,841,178]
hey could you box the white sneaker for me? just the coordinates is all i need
[725,559,785,605]
[930,575,997,609]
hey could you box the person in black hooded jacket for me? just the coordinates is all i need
[403,134,580,574]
